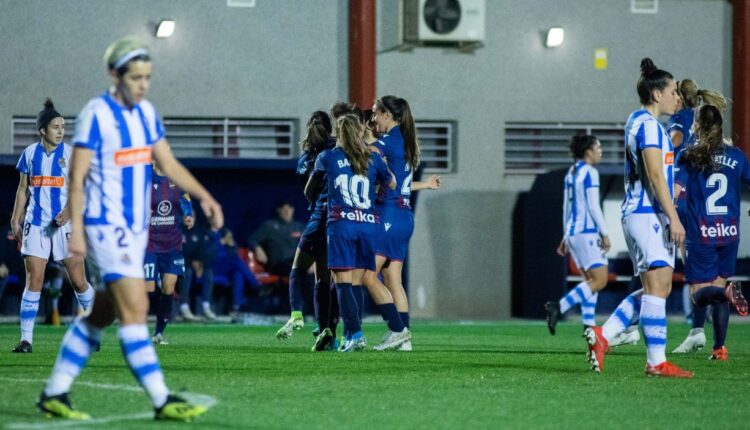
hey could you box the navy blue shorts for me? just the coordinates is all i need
[298,208,327,257]
[144,250,185,282]
[327,221,377,271]
[376,206,414,262]
[684,241,739,284]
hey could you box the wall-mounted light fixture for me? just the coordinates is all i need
[545,27,564,48]
[155,20,175,38]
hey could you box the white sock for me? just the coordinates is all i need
[44,318,102,396]
[581,292,598,326]
[559,281,593,314]
[118,324,169,408]
[640,295,667,366]
[602,290,642,342]
[74,283,95,311]
[20,289,41,343]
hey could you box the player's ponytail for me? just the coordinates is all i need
[681,104,724,172]
[677,79,728,112]
[377,96,420,171]
[299,111,332,153]
[336,114,370,175]
[697,89,728,113]
[636,58,673,105]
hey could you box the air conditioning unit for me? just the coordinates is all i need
[402,0,485,45]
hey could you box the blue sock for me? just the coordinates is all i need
[399,312,410,329]
[329,283,339,337]
[693,286,727,307]
[693,287,729,349]
[692,304,707,328]
[376,303,405,333]
[289,268,304,313]
[335,283,361,338]
[353,285,365,324]
[712,302,729,349]
[314,281,333,331]
[155,292,173,336]
[200,269,214,303]
[182,267,193,306]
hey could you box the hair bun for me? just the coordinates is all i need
[640,58,657,76]
[43,97,55,110]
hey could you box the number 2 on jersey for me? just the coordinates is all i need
[706,173,728,215]
[334,174,371,209]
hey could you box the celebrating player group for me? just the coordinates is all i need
[548,58,750,378]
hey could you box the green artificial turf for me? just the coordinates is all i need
[0,321,746,429]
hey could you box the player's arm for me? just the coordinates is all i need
[669,129,684,149]
[643,148,684,246]
[412,175,441,191]
[152,139,223,230]
[67,147,94,257]
[10,173,29,241]
[585,186,610,252]
[304,171,325,204]
[557,178,571,256]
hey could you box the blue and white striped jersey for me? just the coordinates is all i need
[621,109,674,217]
[563,161,606,236]
[16,142,73,227]
[73,92,165,232]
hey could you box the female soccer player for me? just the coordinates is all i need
[275,110,339,352]
[585,58,692,377]
[673,104,750,360]
[363,96,440,351]
[545,135,610,334]
[37,36,223,421]
[669,84,728,352]
[11,99,95,353]
[145,160,194,345]
[306,113,395,352]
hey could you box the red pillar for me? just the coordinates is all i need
[732,0,750,154]
[349,0,377,109]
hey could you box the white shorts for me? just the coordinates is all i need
[20,223,71,261]
[85,225,148,282]
[622,212,675,276]
[567,233,607,271]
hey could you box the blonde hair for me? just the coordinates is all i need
[678,79,728,112]
[103,36,149,73]
[336,114,370,175]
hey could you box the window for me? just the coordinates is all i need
[504,122,625,175]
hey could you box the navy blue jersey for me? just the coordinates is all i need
[667,108,695,158]
[314,147,392,225]
[147,174,191,253]
[297,138,335,211]
[374,126,412,209]
[675,146,750,246]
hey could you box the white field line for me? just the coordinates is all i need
[1,377,217,429]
